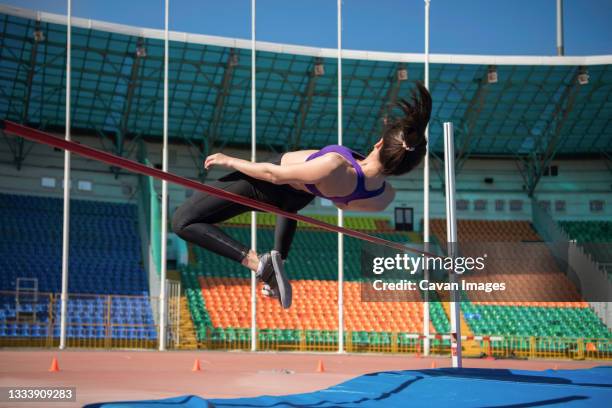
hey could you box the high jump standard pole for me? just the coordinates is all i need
[422,0,431,357]
[159,0,170,351]
[444,122,462,368]
[250,0,258,352]
[337,0,345,354]
[59,0,72,350]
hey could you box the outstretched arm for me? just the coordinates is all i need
[204,152,343,185]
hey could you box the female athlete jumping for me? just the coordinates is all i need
[172,82,432,309]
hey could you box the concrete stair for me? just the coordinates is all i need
[440,301,482,357]
[178,296,198,349]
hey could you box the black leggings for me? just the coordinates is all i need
[171,155,314,263]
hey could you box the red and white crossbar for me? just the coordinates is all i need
[2,120,440,257]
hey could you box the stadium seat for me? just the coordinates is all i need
[430,219,610,341]
[180,220,449,346]
[0,193,156,341]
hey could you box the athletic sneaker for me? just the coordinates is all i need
[256,250,292,309]
[261,283,278,298]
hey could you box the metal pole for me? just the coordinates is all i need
[556,0,564,56]
[337,0,344,354]
[443,122,462,368]
[422,0,431,357]
[59,0,72,350]
[159,0,169,351]
[250,0,258,352]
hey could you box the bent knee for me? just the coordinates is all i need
[171,209,187,236]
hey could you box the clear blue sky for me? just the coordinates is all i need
[4,0,612,55]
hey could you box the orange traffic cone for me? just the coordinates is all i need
[316,359,325,373]
[192,359,201,372]
[49,357,60,372]
[430,361,437,369]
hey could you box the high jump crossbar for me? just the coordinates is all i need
[2,120,442,259]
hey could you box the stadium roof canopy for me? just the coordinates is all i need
[1,4,611,166]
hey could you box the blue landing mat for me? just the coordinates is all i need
[85,366,612,408]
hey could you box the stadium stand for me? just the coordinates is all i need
[559,221,612,274]
[559,221,612,244]
[0,193,156,342]
[181,217,450,349]
[430,219,610,340]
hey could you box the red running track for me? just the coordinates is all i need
[0,349,603,408]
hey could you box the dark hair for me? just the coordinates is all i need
[379,81,432,176]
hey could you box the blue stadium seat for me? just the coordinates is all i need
[0,194,155,341]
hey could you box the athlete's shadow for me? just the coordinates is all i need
[213,373,425,408]
[84,367,612,408]
[414,367,612,388]
[212,368,609,408]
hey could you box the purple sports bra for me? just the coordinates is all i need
[304,145,386,205]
